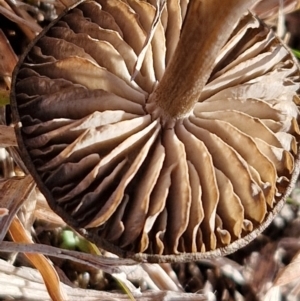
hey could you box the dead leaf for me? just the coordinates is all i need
[0,29,18,87]
[273,250,300,287]
[0,175,35,242]
[0,125,17,147]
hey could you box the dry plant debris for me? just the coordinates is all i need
[1,0,300,301]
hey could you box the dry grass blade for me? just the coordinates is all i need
[0,175,35,242]
[132,0,166,79]
[0,259,209,301]
[110,273,137,301]
[9,216,69,301]
[142,264,183,291]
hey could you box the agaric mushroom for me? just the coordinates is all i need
[11,0,300,262]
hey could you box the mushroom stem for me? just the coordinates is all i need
[149,0,257,120]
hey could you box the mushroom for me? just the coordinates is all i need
[11,0,300,262]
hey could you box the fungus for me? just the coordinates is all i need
[11,0,300,262]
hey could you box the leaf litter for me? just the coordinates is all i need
[1,0,300,300]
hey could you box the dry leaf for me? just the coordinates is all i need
[0,175,35,242]
[273,250,300,287]
[0,125,17,147]
[0,29,18,87]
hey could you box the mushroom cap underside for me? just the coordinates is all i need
[11,0,300,261]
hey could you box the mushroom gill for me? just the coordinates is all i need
[11,0,300,261]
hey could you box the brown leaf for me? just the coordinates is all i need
[273,250,300,287]
[0,175,35,242]
[0,29,18,87]
[0,125,17,147]
[0,29,17,74]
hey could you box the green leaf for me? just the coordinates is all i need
[291,49,300,59]
[113,273,136,301]
[77,236,101,255]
